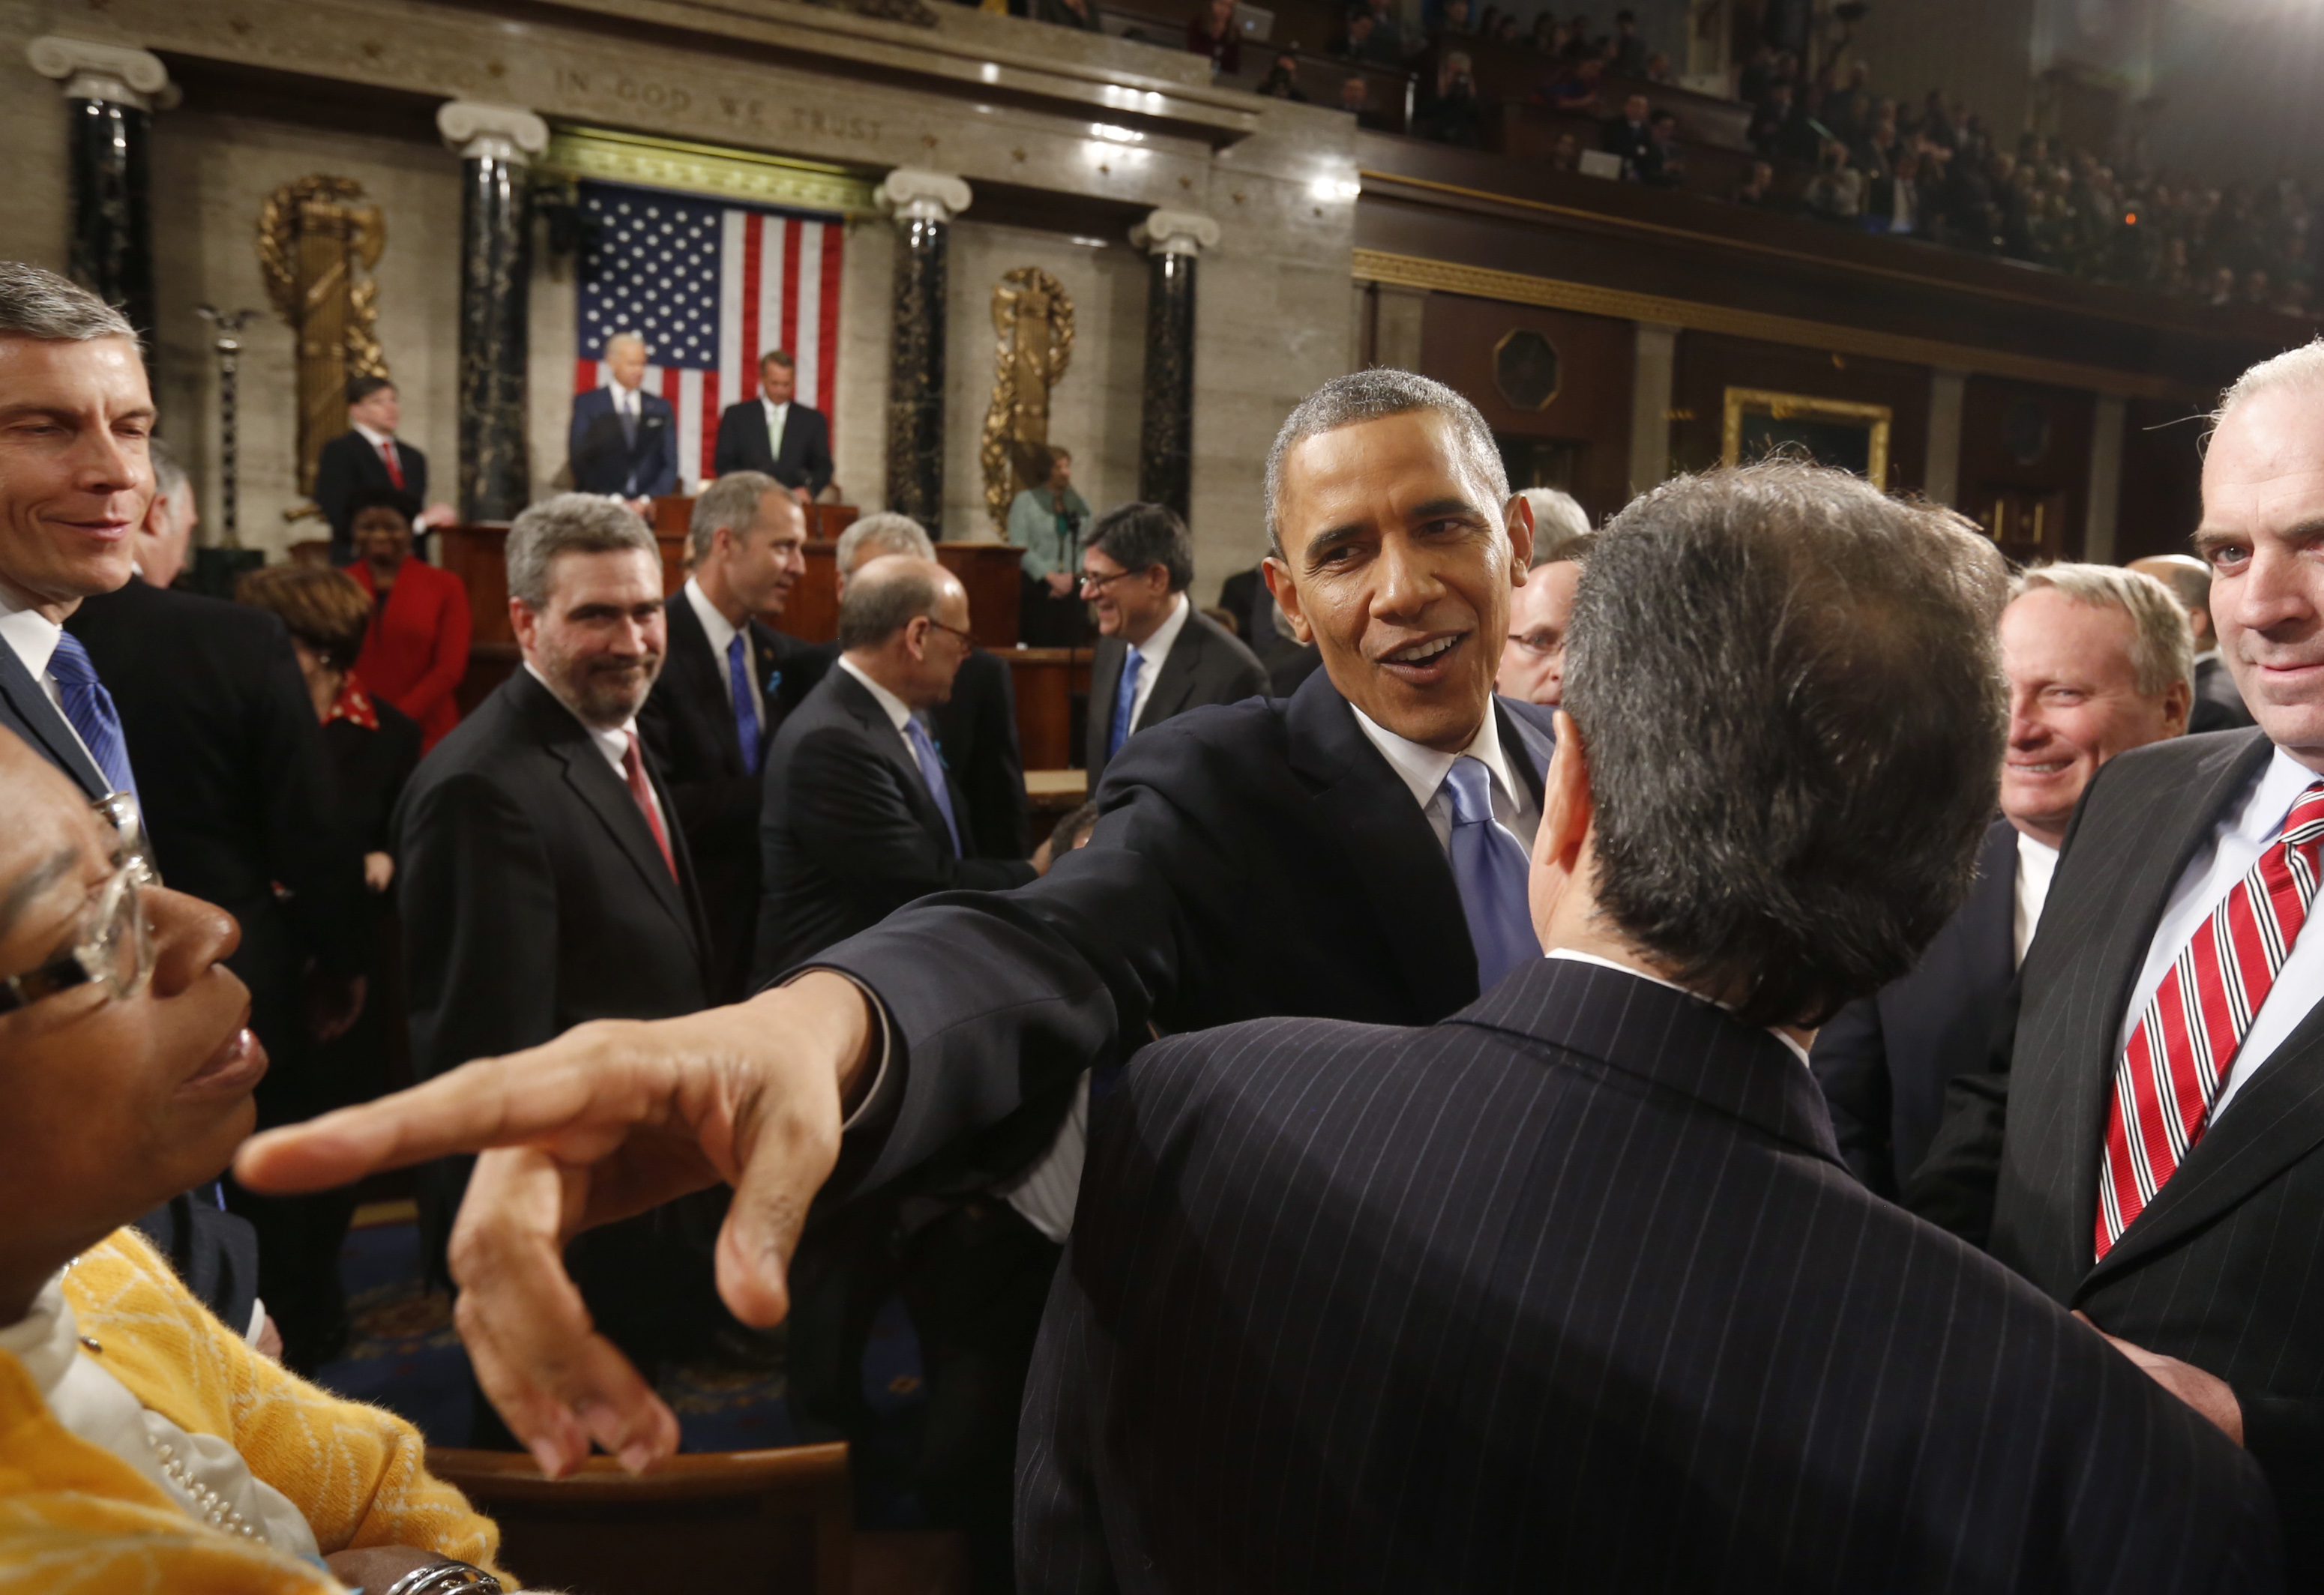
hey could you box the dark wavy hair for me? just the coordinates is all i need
[1563,460,2009,1028]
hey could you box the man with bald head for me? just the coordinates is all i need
[755,555,1040,977]
[2131,552,2257,732]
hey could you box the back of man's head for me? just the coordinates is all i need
[1521,488,1591,562]
[2127,552,2212,631]
[836,512,936,576]
[1565,461,2008,1028]
[1088,501,1195,592]
[837,555,942,652]
[690,471,781,565]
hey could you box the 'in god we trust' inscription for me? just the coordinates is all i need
[553,66,883,147]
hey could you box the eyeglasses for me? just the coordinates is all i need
[1505,629,1564,658]
[0,795,160,1018]
[921,615,975,647]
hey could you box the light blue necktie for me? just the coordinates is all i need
[1109,645,1143,760]
[1441,756,1535,992]
[727,632,762,774]
[904,714,963,857]
[47,633,139,800]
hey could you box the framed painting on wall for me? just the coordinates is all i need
[1721,388,1893,483]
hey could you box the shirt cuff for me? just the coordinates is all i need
[245,1295,268,1345]
[782,968,897,1133]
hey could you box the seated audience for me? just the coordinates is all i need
[346,487,471,753]
[0,730,510,1594]
[1610,7,1645,73]
[1496,528,1591,706]
[1864,148,1926,235]
[1255,49,1307,98]
[1911,340,2324,1581]
[1814,563,2191,1199]
[1641,47,1673,82]
[1015,462,2279,1592]
[755,555,1044,981]
[1600,91,1653,178]
[1187,0,1241,74]
[1080,501,1268,790]
[1537,54,1603,112]
[1007,445,1092,646]
[2129,552,2257,732]
[1804,138,1864,221]
[1639,107,1686,186]
[1415,50,1484,147]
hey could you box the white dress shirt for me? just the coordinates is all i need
[523,663,666,837]
[0,1268,319,1560]
[0,584,106,774]
[2012,830,2059,968]
[610,379,642,421]
[1122,593,1192,738]
[683,576,766,733]
[760,397,791,456]
[2119,746,2324,1124]
[836,655,918,750]
[1349,701,1542,852]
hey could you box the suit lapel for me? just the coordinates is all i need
[512,674,699,942]
[2058,733,2278,1263]
[1493,695,1556,806]
[0,641,107,798]
[663,594,744,775]
[1141,624,1202,726]
[1090,638,1125,750]
[1286,669,1477,1018]
[829,669,951,848]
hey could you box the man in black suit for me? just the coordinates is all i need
[1913,346,2324,1579]
[1600,91,1655,178]
[755,555,1041,980]
[1814,562,2190,1198]
[1017,462,2279,1592]
[834,513,1029,859]
[2134,552,2259,732]
[234,371,1565,1489]
[711,349,831,504]
[70,483,368,1372]
[0,265,268,1337]
[637,471,817,1001]
[568,331,678,506]
[1080,501,1266,790]
[394,493,723,1390]
[311,376,451,564]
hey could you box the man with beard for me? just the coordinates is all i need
[391,495,721,1421]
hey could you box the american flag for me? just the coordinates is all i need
[574,179,845,489]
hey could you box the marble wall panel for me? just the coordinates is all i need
[148,109,463,561]
[0,7,70,271]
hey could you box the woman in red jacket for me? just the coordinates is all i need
[345,486,470,753]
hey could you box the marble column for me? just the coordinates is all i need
[1628,322,1679,495]
[1924,368,1968,507]
[879,169,971,529]
[27,37,171,349]
[1131,211,1220,520]
[438,102,548,522]
[2085,394,2126,564]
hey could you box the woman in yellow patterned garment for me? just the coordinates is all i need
[0,728,514,1594]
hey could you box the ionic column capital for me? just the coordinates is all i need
[26,36,170,110]
[879,168,972,225]
[1131,209,1220,257]
[437,100,550,165]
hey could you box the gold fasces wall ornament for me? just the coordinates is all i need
[1721,387,1891,485]
[981,267,1076,535]
[258,175,388,504]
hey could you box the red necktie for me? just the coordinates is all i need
[621,729,677,881]
[2096,781,2324,1257]
[377,438,406,489]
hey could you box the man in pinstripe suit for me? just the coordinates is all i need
[1915,341,2324,1583]
[1017,462,2280,1593]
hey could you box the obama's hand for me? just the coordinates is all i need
[232,971,877,1477]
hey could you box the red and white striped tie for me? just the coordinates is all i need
[2096,781,2324,1258]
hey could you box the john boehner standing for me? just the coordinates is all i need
[711,349,831,504]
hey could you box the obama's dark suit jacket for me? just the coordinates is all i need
[1914,727,2324,1578]
[1018,957,2281,1593]
[1083,604,1268,791]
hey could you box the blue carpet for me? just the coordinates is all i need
[313,1219,927,1501]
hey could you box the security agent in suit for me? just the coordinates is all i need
[1813,564,2191,1198]
[312,376,447,565]
[828,513,1031,860]
[0,273,268,1338]
[1912,348,2324,1579]
[569,331,678,504]
[711,349,832,504]
[1020,463,2280,1594]
[229,371,1570,1494]
[394,495,725,1382]
[1080,501,1267,790]
[756,556,1041,980]
[2134,552,2259,734]
[636,473,819,1001]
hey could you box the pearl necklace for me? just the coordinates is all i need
[146,1434,262,1540]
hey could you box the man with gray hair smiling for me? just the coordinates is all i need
[391,492,728,1410]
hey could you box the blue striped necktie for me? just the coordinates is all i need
[1109,645,1143,759]
[47,632,139,800]
[904,714,963,857]
[727,632,762,773]
[1441,756,1535,991]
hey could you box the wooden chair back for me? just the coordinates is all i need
[425,1442,850,1595]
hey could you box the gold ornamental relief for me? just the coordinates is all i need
[981,268,1075,534]
[258,175,388,502]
